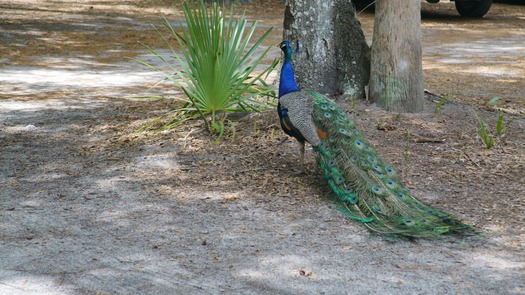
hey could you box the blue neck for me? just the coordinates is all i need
[279,54,300,98]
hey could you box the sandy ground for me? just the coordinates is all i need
[1,1,524,294]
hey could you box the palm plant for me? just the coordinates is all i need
[137,1,277,135]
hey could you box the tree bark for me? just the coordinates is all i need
[369,0,424,112]
[283,0,370,99]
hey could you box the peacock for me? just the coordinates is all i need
[277,41,474,239]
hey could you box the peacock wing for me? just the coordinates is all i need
[279,91,321,146]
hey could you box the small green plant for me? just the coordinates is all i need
[474,112,494,149]
[350,95,357,109]
[495,111,505,136]
[483,97,523,138]
[485,96,502,107]
[473,106,518,149]
[434,95,448,113]
[136,1,277,135]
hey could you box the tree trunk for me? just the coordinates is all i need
[369,0,424,112]
[283,0,370,99]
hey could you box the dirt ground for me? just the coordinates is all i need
[1,0,524,294]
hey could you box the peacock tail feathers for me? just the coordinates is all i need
[308,90,473,238]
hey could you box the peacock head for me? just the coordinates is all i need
[279,41,290,49]
[279,41,292,57]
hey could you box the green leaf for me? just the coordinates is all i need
[474,112,494,149]
[486,96,502,107]
[433,95,447,114]
[496,111,504,135]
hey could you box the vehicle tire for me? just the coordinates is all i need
[455,0,493,17]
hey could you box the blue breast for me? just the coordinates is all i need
[278,57,299,98]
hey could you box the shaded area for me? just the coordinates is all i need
[1,97,523,294]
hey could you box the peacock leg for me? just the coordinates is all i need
[297,140,306,174]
